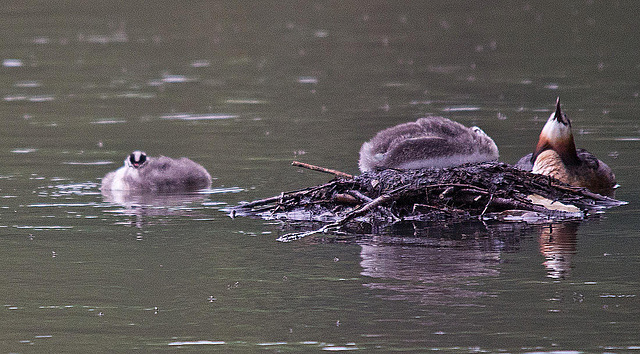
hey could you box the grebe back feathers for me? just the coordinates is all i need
[358,116,499,172]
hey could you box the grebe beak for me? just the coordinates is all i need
[552,97,569,126]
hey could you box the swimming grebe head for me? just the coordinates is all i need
[470,126,491,139]
[531,98,579,166]
[125,150,148,169]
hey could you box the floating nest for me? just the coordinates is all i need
[233,162,625,241]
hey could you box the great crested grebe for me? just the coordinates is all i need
[358,116,499,172]
[515,98,616,196]
[101,151,212,192]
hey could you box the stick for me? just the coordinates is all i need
[292,161,353,179]
[550,183,625,205]
[480,193,493,217]
[235,181,338,209]
[346,190,373,203]
[426,183,489,194]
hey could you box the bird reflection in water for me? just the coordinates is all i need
[360,240,501,304]
[537,222,579,279]
[357,220,581,306]
[357,223,521,305]
[101,189,211,232]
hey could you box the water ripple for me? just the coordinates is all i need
[28,203,98,207]
[160,113,237,120]
[62,161,113,165]
[161,74,196,83]
[201,187,244,195]
[190,60,210,68]
[225,99,268,105]
[442,106,481,112]
[15,80,41,88]
[90,119,127,124]
[13,225,73,230]
[297,76,318,84]
[2,59,23,67]
[168,340,225,346]
[11,148,37,154]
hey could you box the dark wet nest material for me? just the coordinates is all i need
[233,162,625,241]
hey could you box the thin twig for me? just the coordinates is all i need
[550,183,623,204]
[412,203,454,214]
[345,190,373,203]
[292,161,353,179]
[426,183,489,193]
[236,181,338,209]
[480,193,493,217]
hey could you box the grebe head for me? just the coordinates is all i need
[531,98,579,166]
[470,126,491,139]
[125,150,148,169]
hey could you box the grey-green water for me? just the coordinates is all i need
[1,1,639,352]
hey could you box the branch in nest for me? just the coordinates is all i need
[292,161,353,179]
[238,181,338,209]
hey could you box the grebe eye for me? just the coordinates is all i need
[471,126,485,135]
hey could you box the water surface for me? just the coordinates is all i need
[1,1,639,352]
